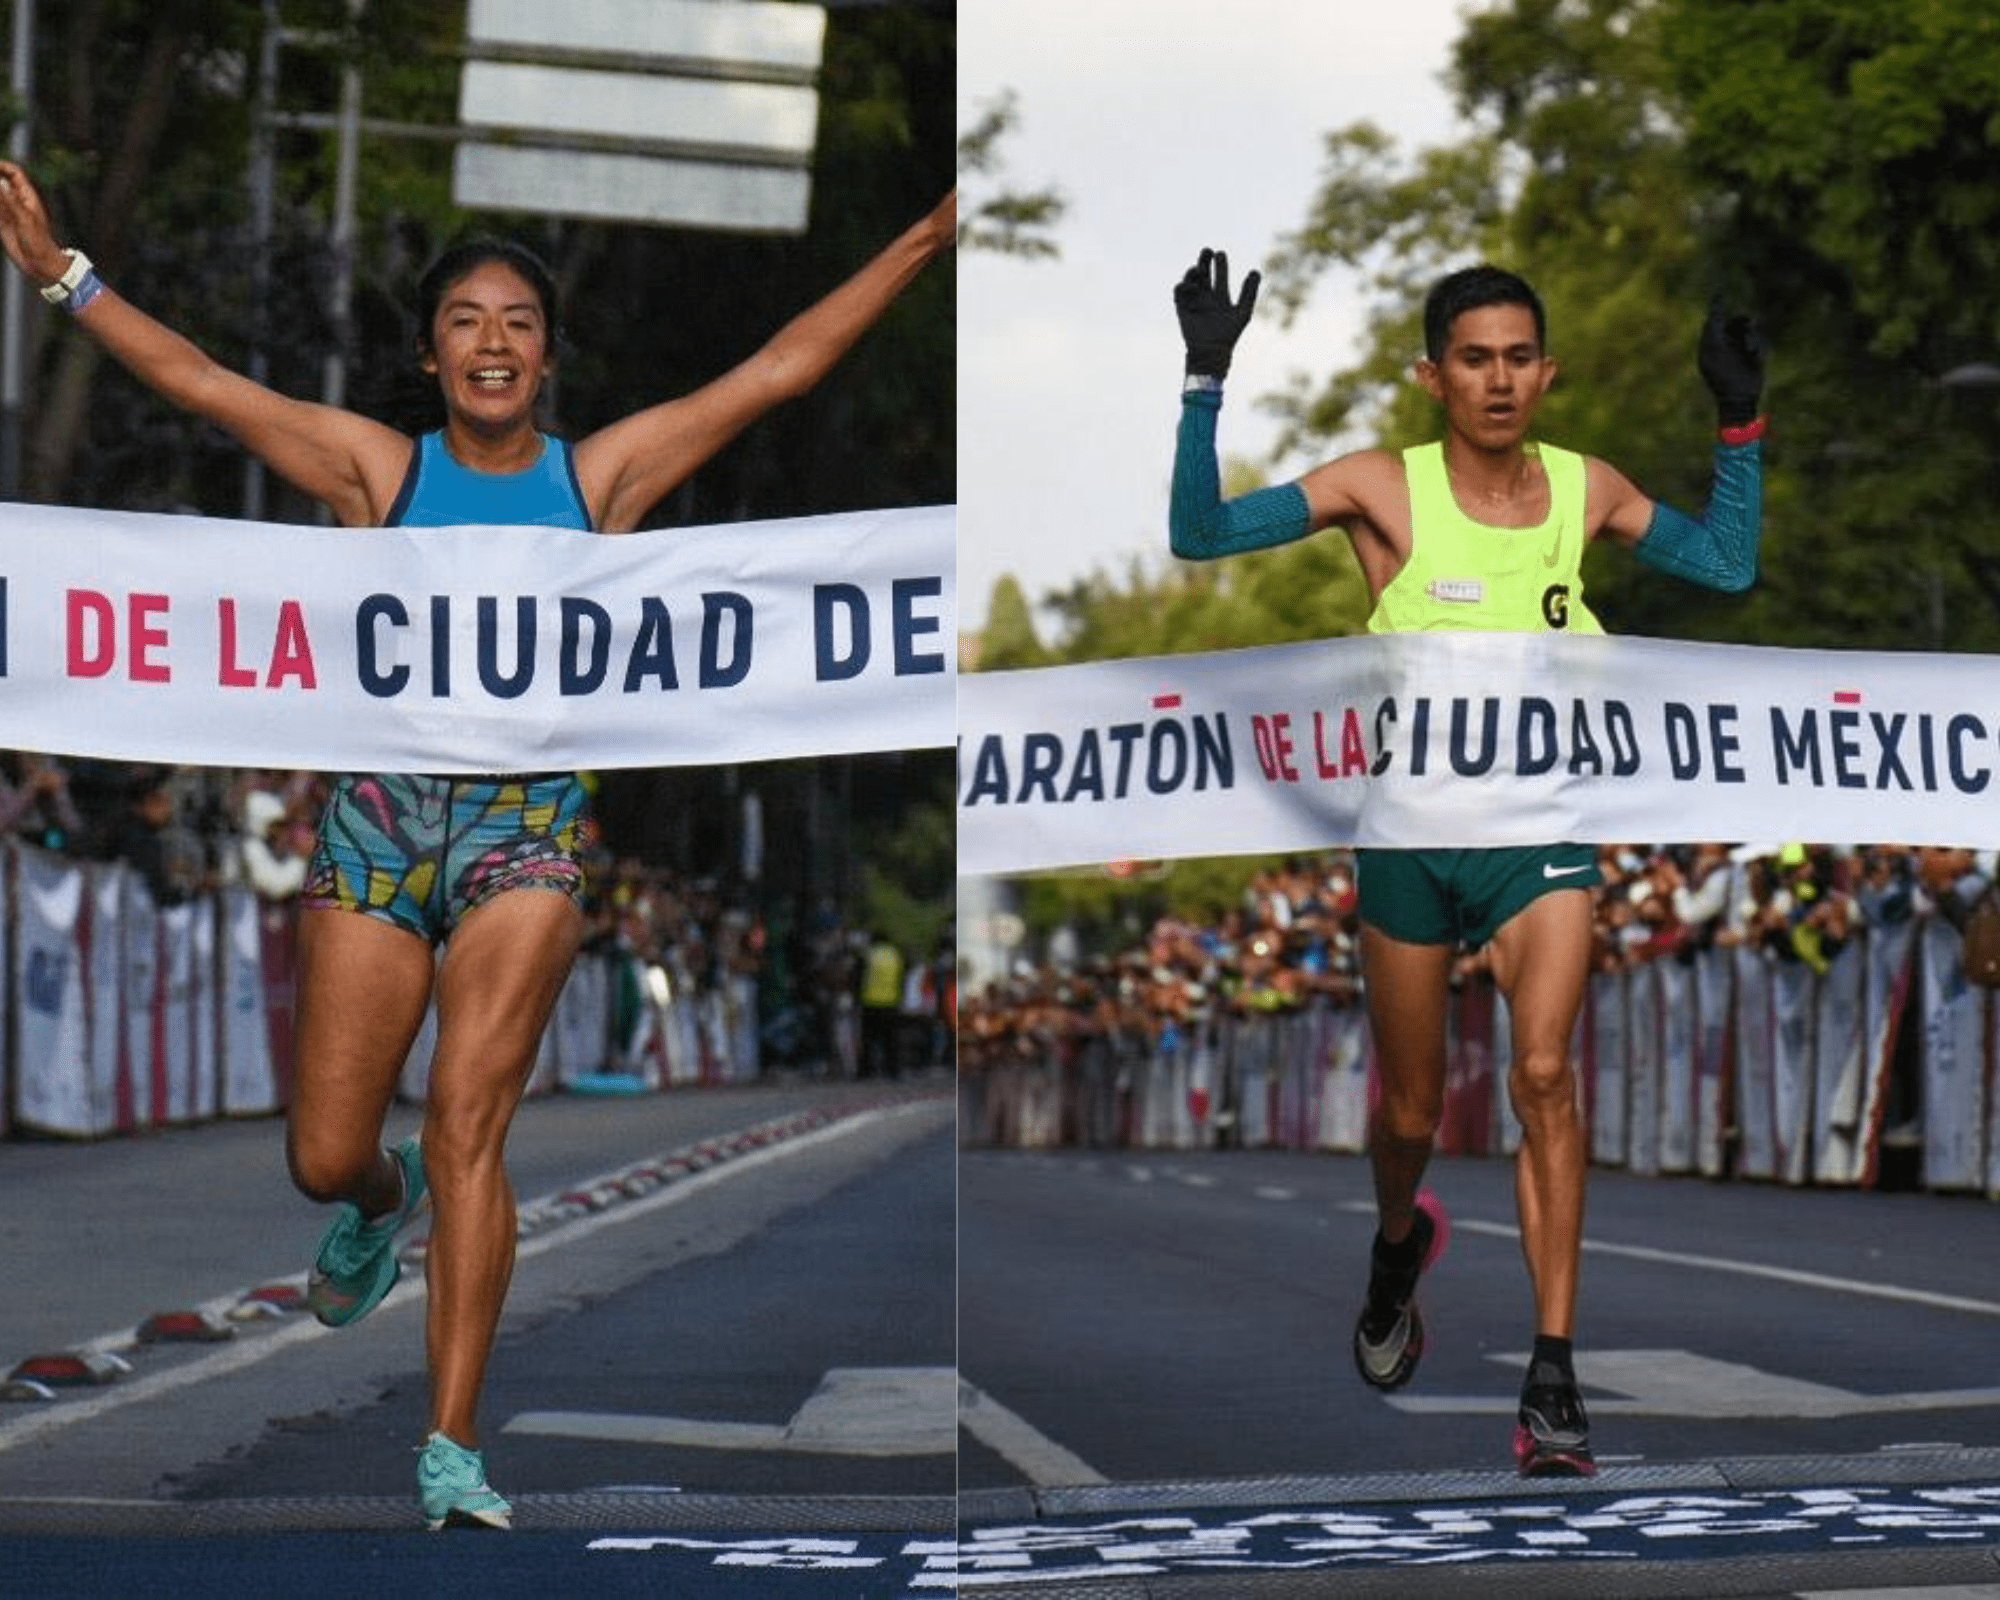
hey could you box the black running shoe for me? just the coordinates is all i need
[1514,1362,1596,1477]
[1351,1189,1449,1391]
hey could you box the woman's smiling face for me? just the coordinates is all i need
[422,260,552,431]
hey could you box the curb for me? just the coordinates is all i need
[2,1095,939,1408]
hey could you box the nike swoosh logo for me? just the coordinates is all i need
[1543,863,1592,879]
[1542,532,1562,568]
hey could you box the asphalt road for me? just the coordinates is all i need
[9,1091,2000,1595]
[0,1076,956,1597]
[957,1143,2000,1595]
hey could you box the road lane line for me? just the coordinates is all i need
[0,1103,937,1457]
[1336,1201,2000,1318]
[958,1381,1107,1487]
[507,1366,957,1456]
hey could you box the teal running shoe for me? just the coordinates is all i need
[417,1431,513,1531]
[305,1135,427,1328]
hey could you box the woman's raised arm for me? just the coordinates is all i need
[576,190,955,534]
[0,160,410,526]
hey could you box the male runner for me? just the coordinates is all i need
[1167,249,1765,1475]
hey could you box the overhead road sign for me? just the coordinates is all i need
[453,0,828,234]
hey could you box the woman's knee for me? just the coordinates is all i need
[418,1092,515,1186]
[286,1124,378,1205]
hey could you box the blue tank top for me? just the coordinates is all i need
[386,431,593,530]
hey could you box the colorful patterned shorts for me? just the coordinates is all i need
[303,772,592,944]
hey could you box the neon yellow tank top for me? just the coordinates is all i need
[1366,440,1601,635]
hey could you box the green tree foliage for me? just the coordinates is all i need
[956,89,1066,259]
[1662,0,2000,650]
[975,573,1053,669]
[9,1,953,919]
[855,753,955,959]
[13,0,952,525]
[1017,0,2000,668]
[995,0,2000,945]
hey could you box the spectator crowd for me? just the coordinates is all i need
[959,843,1994,1076]
[0,751,955,1082]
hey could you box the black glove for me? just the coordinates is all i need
[1698,298,1764,427]
[1175,248,1261,379]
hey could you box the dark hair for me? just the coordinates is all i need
[412,236,562,358]
[1423,265,1546,361]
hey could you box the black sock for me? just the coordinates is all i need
[1528,1334,1574,1386]
[1372,1214,1427,1269]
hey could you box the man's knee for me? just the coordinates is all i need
[1373,1081,1444,1143]
[1508,1046,1577,1118]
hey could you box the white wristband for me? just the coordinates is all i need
[38,249,94,306]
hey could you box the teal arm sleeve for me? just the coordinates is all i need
[1169,388,1312,559]
[1635,437,1763,593]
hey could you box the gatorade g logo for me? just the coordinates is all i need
[1541,584,1570,629]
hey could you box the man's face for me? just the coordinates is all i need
[1417,303,1556,450]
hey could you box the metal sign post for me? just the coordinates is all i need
[2,0,35,501]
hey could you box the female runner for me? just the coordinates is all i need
[0,158,954,1529]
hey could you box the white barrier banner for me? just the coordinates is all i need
[1771,961,1815,1185]
[1813,942,1866,1185]
[220,887,278,1116]
[160,902,201,1123]
[13,843,89,1135]
[122,884,158,1128]
[961,631,2000,873]
[1859,917,1917,1186]
[89,864,128,1131]
[1920,916,1987,1189]
[0,501,952,771]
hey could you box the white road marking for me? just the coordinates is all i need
[957,1380,1107,1487]
[1391,1349,2000,1419]
[1336,1200,2000,1318]
[0,1104,930,1457]
[507,1366,956,1457]
[1798,1590,2000,1599]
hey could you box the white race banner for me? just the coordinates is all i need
[0,501,952,770]
[961,631,2000,873]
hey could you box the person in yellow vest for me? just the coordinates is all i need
[859,932,907,1079]
[1168,250,1764,1477]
